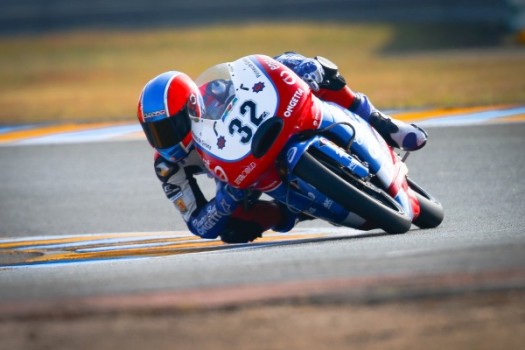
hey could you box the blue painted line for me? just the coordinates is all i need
[419,106,525,127]
[0,124,43,134]
[2,256,146,268]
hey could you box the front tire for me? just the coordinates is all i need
[293,152,412,234]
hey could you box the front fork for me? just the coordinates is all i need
[266,135,371,227]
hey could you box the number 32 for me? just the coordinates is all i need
[228,100,265,144]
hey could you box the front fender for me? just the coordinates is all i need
[282,135,370,179]
[283,136,317,172]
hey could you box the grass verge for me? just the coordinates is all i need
[0,22,524,125]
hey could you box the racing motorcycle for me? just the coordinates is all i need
[191,55,444,234]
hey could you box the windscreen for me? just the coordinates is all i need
[195,63,236,121]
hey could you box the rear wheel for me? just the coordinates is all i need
[293,152,412,234]
[408,178,444,228]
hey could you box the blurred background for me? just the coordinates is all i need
[0,0,519,34]
[0,0,524,124]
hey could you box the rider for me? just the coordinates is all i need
[137,52,428,244]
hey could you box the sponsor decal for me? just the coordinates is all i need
[188,93,199,118]
[243,58,261,78]
[144,109,166,119]
[257,179,281,192]
[347,158,359,172]
[223,97,238,119]
[214,165,228,182]
[280,71,296,85]
[192,204,225,236]
[194,133,212,150]
[287,147,297,163]
[323,198,334,209]
[202,158,211,170]
[334,144,347,158]
[284,89,304,117]
[219,199,232,214]
[263,57,280,70]
[252,82,265,93]
[234,162,257,185]
[155,162,174,178]
[175,197,188,213]
[163,183,181,198]
[216,135,226,150]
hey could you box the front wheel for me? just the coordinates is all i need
[293,152,412,234]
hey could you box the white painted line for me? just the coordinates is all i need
[14,124,143,145]
[418,106,525,127]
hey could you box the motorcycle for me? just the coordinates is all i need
[190,54,444,234]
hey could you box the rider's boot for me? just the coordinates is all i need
[369,111,428,151]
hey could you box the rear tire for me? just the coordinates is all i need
[293,152,412,234]
[408,178,444,228]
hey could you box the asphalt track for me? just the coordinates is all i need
[0,106,524,313]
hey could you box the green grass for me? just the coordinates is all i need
[0,22,524,125]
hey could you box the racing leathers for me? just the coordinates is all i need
[153,52,427,242]
[154,149,287,243]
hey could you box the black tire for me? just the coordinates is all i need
[293,152,412,234]
[408,178,444,229]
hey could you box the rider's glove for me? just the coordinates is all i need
[314,56,347,91]
[220,221,263,244]
[214,182,248,216]
[295,59,324,91]
[222,183,247,202]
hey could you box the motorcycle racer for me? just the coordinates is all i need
[138,71,288,243]
[137,53,428,243]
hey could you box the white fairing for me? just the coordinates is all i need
[191,57,279,161]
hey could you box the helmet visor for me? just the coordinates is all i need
[141,107,191,149]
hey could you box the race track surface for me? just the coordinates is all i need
[0,107,524,340]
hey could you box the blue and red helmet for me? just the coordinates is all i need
[137,71,203,161]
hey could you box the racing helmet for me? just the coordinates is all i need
[137,71,203,161]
